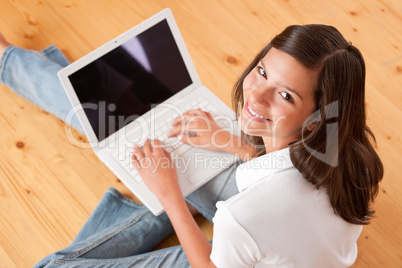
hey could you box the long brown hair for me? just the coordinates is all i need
[232,24,383,225]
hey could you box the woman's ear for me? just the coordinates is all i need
[307,123,317,132]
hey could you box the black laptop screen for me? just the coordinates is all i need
[68,19,192,141]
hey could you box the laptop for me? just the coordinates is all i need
[58,8,240,215]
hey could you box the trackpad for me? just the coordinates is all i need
[173,149,236,184]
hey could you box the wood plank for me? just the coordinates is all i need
[0,0,401,266]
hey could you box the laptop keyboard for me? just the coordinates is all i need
[110,96,228,183]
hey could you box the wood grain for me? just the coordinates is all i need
[0,0,401,267]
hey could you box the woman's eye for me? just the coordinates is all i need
[257,66,267,79]
[280,92,294,103]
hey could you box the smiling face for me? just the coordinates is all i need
[239,47,318,152]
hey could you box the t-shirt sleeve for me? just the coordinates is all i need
[210,202,262,268]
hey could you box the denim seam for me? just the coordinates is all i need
[0,46,16,84]
[39,45,62,59]
[40,45,58,56]
[51,246,184,265]
[63,209,149,260]
[0,46,53,108]
[106,188,145,208]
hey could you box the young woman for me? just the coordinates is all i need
[0,24,383,268]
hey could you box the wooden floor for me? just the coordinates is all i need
[0,0,401,267]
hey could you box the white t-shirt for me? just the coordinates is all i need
[210,148,362,268]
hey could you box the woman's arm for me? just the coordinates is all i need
[159,188,217,268]
[167,109,255,161]
[132,139,216,268]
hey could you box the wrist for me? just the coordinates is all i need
[212,130,233,152]
[157,187,184,207]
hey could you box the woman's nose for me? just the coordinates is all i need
[249,86,272,108]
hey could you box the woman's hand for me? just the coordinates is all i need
[132,139,181,201]
[167,109,231,152]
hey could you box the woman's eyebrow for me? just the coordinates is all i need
[261,61,303,100]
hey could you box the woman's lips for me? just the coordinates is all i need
[244,101,271,123]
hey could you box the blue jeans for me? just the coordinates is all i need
[0,45,239,267]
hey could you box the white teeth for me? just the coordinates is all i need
[248,105,266,119]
